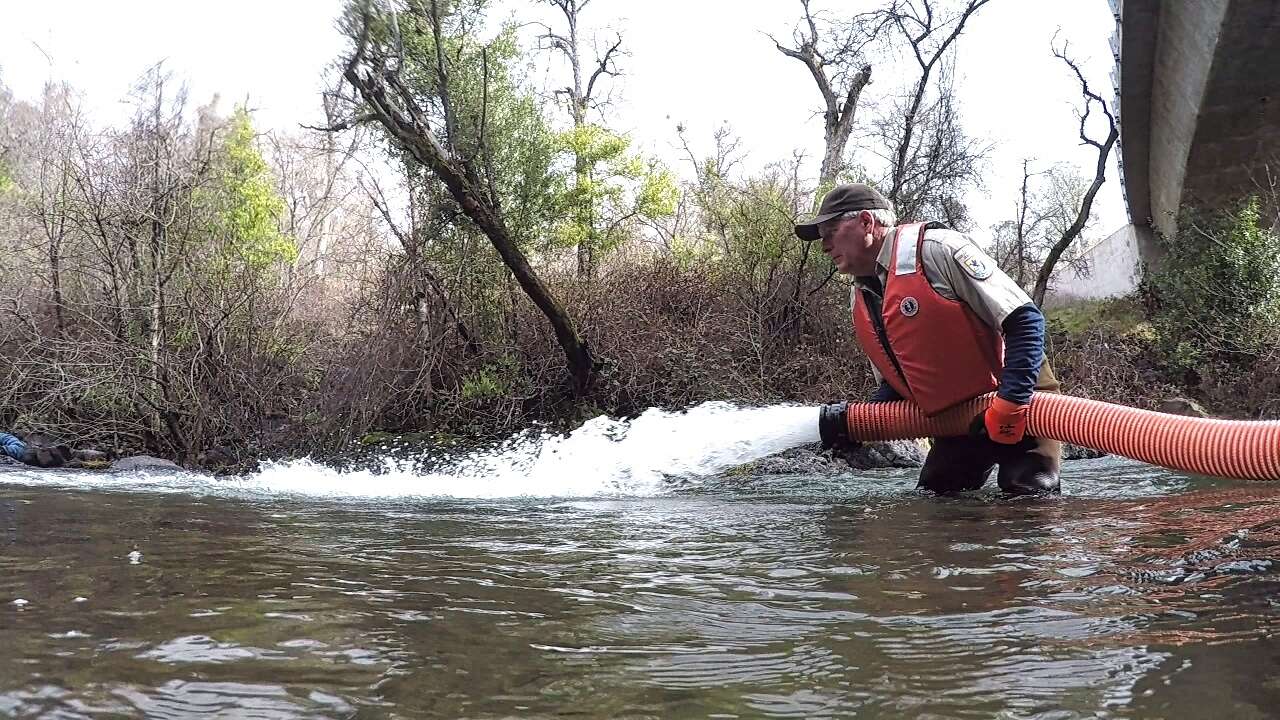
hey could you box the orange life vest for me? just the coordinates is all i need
[851,222,1004,416]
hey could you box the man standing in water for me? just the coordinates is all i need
[794,183,1061,494]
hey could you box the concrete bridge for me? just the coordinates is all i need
[1112,0,1280,261]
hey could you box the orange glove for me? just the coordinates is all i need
[983,396,1029,445]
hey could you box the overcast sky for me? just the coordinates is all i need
[0,0,1126,243]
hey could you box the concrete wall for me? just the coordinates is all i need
[1147,0,1229,238]
[1181,2,1280,211]
[1045,224,1142,306]
[1117,0,1280,252]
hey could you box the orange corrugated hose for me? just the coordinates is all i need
[842,392,1280,481]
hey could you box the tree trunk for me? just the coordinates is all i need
[344,61,596,392]
[1032,47,1121,307]
[566,7,594,279]
[1031,127,1117,306]
[574,162,594,278]
[818,65,872,188]
[1015,160,1031,288]
[48,226,65,336]
[886,0,992,209]
[549,0,610,280]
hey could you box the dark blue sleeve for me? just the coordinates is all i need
[0,433,27,460]
[869,379,903,403]
[998,303,1045,405]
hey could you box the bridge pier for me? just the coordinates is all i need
[1113,0,1280,262]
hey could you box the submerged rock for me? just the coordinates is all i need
[1157,397,1209,418]
[843,440,928,470]
[737,444,855,476]
[739,438,1107,476]
[731,440,926,477]
[1062,443,1107,460]
[111,455,182,471]
[72,449,109,463]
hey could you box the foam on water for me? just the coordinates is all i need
[0,401,822,500]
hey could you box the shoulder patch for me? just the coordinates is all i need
[953,244,994,280]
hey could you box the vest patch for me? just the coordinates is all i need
[953,244,993,280]
[900,296,919,317]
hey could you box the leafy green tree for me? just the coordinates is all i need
[552,124,677,267]
[535,0,676,276]
[1146,197,1280,371]
[199,107,296,270]
[389,5,569,353]
[535,0,678,279]
[338,0,596,391]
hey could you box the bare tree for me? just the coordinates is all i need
[17,83,81,337]
[773,0,881,189]
[1012,160,1040,287]
[815,0,989,224]
[333,0,596,392]
[1030,43,1118,306]
[119,66,208,457]
[989,160,1094,292]
[358,161,479,354]
[266,120,385,297]
[883,0,992,200]
[539,0,622,131]
[871,70,986,224]
[989,159,1048,287]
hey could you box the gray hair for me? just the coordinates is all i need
[867,207,897,228]
[822,206,899,233]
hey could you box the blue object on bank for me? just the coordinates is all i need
[0,433,28,461]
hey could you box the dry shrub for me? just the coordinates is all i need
[1046,323,1178,411]
[566,252,872,414]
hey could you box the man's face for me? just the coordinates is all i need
[818,211,875,274]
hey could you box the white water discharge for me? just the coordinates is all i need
[0,402,822,500]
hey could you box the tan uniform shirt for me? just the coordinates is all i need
[853,225,1059,392]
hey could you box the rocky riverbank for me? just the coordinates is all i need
[728,439,1108,477]
[0,452,182,473]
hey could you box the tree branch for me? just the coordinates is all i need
[584,34,623,103]
[338,9,596,390]
[888,0,993,204]
[1031,43,1120,305]
[301,114,377,133]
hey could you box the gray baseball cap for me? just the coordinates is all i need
[794,183,892,240]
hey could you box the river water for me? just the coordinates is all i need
[2,403,1279,718]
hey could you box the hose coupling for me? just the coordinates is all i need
[818,402,851,449]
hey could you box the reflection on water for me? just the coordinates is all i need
[2,456,1279,718]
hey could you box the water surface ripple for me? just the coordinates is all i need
[3,455,1279,718]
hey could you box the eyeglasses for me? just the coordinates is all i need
[817,213,855,240]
